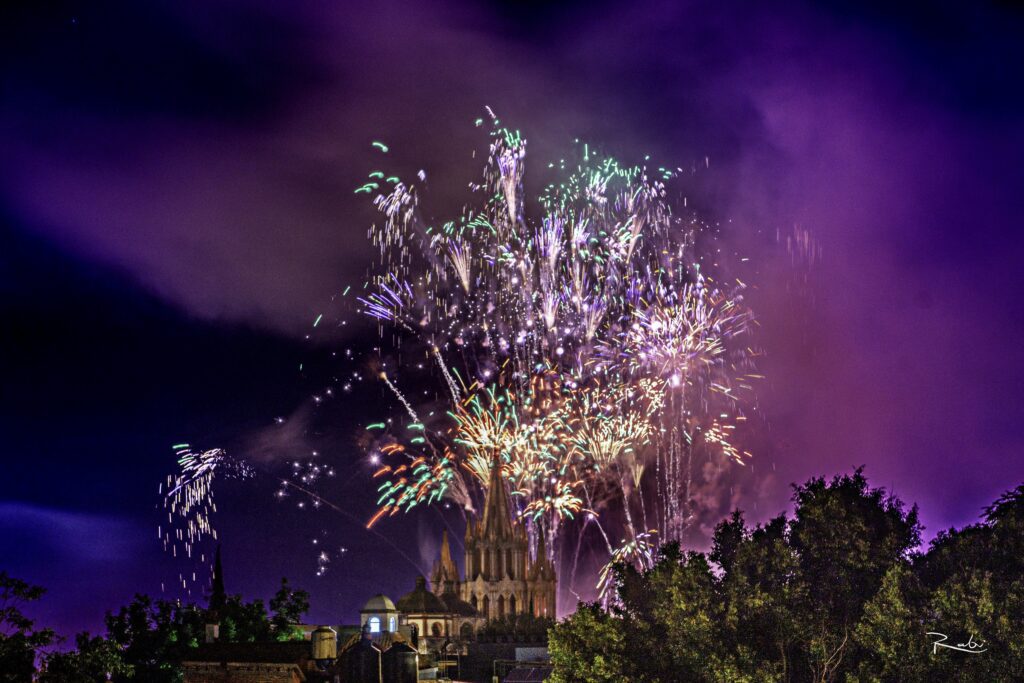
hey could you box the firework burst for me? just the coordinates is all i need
[159,445,253,594]
[353,111,760,592]
[162,111,762,602]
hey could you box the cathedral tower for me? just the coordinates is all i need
[452,456,557,621]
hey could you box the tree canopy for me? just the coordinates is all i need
[12,469,1024,681]
[0,572,56,683]
[27,577,309,683]
[549,469,1024,683]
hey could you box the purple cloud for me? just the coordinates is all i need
[2,0,1021,559]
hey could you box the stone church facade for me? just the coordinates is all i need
[431,457,557,622]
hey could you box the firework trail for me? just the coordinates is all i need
[159,444,252,594]
[379,370,421,423]
[597,531,658,605]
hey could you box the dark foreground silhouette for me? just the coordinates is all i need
[4,469,1022,682]
[549,469,1024,682]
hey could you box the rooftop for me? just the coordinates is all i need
[183,640,309,665]
[396,575,448,614]
[361,593,397,612]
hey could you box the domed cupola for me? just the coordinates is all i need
[397,576,448,614]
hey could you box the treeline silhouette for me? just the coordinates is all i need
[3,469,1022,682]
[0,576,310,682]
[549,469,1024,682]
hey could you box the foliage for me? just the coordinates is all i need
[99,577,310,681]
[0,572,56,683]
[477,612,554,642]
[11,575,309,683]
[788,468,921,681]
[39,633,133,683]
[12,471,1024,681]
[549,469,1024,683]
[548,604,628,683]
[848,564,930,682]
[102,594,203,682]
[269,577,310,641]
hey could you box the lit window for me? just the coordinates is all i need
[368,617,381,633]
[388,617,396,632]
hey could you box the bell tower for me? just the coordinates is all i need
[454,455,555,620]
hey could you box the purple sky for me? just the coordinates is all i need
[2,0,1023,638]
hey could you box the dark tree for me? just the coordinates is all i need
[908,481,1024,682]
[787,468,921,682]
[269,577,310,640]
[101,579,310,681]
[716,514,802,681]
[38,633,132,683]
[477,612,553,642]
[709,509,747,577]
[550,469,980,683]
[103,595,202,683]
[547,603,628,683]
[0,572,55,683]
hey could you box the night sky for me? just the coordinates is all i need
[3,0,1023,640]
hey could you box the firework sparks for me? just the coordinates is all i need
[352,112,760,592]
[160,445,252,593]
[163,112,762,597]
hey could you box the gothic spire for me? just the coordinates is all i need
[431,528,460,594]
[440,529,450,563]
[439,529,456,572]
[209,544,226,613]
[481,453,514,539]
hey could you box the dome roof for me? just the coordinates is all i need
[396,576,448,614]
[440,591,477,616]
[362,594,396,612]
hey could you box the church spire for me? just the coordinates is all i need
[431,529,461,595]
[481,453,514,539]
[440,529,454,568]
[209,544,226,613]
